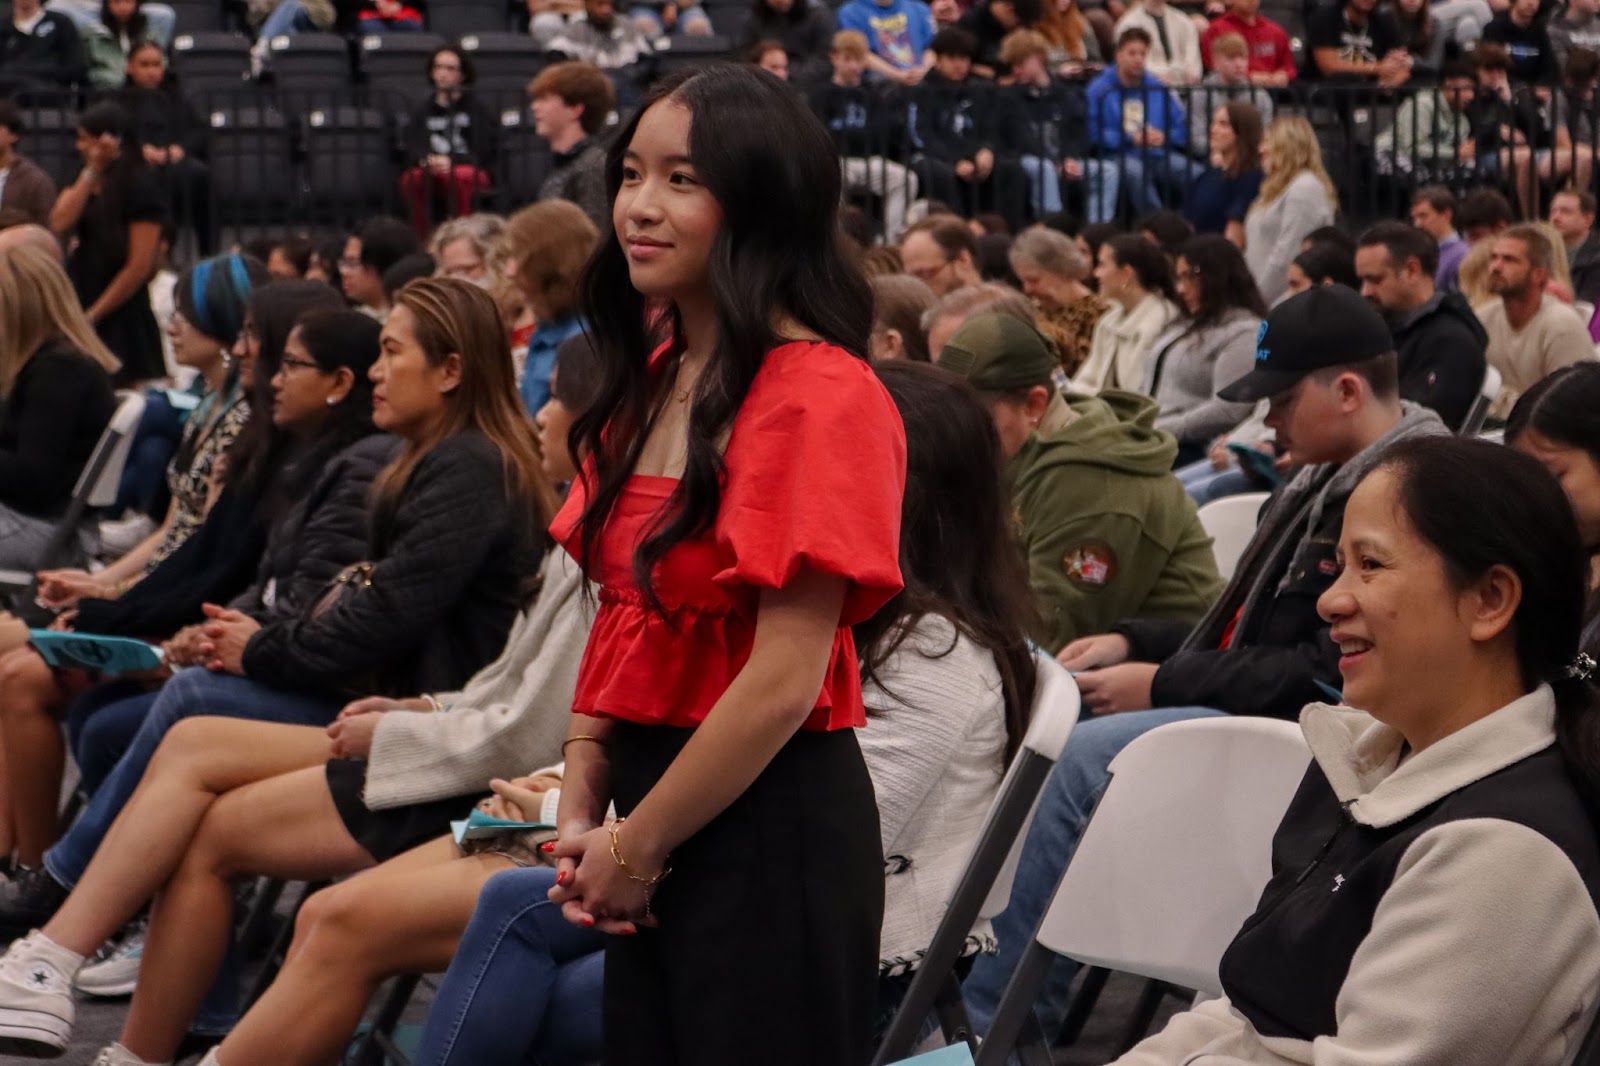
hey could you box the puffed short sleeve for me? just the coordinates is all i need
[715,342,906,625]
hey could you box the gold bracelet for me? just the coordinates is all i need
[560,734,606,755]
[608,818,670,916]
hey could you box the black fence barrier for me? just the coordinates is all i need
[9,76,1595,255]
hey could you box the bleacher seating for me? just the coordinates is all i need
[495,105,554,209]
[267,32,355,113]
[457,32,553,103]
[302,105,400,219]
[651,34,736,77]
[427,0,513,38]
[359,32,449,105]
[23,107,80,188]
[166,0,231,33]
[204,103,300,226]
[172,31,255,95]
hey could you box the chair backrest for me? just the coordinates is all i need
[269,32,354,87]
[870,655,1080,1066]
[1459,362,1503,437]
[359,32,448,103]
[1036,716,1309,996]
[1196,492,1270,583]
[981,654,1081,918]
[82,392,147,509]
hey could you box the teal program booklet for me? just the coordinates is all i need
[28,630,165,676]
[450,808,557,846]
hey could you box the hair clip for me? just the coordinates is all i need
[1568,652,1597,682]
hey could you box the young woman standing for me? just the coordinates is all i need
[547,64,907,1065]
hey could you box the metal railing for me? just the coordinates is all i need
[10,79,1592,252]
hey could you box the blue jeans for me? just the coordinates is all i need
[66,685,157,798]
[46,0,176,45]
[1020,155,1063,216]
[413,866,606,1066]
[45,670,340,889]
[962,706,1226,1039]
[1086,151,1199,223]
[259,0,317,36]
[1176,458,1260,506]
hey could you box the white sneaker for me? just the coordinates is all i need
[98,514,157,559]
[92,1042,172,1066]
[76,920,144,998]
[0,931,75,1055]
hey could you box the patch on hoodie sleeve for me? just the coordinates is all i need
[1063,539,1118,589]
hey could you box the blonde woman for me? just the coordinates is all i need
[0,243,120,574]
[1244,115,1338,304]
[502,199,597,416]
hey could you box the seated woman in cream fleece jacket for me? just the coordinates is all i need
[1116,436,1600,1066]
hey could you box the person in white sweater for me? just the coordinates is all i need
[1114,0,1202,83]
[1244,116,1338,305]
[1116,436,1600,1066]
[0,335,604,1066]
[1073,234,1182,395]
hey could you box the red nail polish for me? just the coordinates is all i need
[581,915,595,927]
[540,841,555,853]
[556,870,568,885]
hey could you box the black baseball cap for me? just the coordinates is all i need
[1218,285,1396,403]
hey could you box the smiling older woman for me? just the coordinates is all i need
[1115,434,1600,1066]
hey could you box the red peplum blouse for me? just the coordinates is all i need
[549,340,908,732]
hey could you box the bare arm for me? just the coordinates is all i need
[50,168,96,237]
[86,221,160,324]
[550,569,848,923]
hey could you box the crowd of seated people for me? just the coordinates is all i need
[3,15,1600,1066]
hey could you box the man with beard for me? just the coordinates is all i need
[1475,223,1595,417]
[1354,220,1487,429]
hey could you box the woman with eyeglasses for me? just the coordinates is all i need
[1147,234,1268,466]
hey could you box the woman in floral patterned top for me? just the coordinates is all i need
[34,254,266,613]
[1009,226,1111,377]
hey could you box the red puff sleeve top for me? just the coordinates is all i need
[550,340,907,732]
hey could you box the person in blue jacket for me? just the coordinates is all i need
[1085,26,1194,223]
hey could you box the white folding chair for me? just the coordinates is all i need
[975,717,1310,1065]
[873,654,1081,1065]
[0,391,146,599]
[1195,493,1270,583]
[1459,363,1503,437]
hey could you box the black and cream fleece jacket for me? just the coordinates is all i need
[1116,686,1600,1066]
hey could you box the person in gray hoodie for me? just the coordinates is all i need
[1147,234,1267,464]
[1354,220,1488,430]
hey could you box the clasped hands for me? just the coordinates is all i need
[1056,633,1158,715]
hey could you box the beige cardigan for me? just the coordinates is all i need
[1071,293,1180,397]
[363,549,595,810]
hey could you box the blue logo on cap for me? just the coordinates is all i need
[1255,320,1271,362]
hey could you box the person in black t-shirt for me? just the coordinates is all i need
[1483,0,1559,84]
[1307,0,1412,84]
[49,101,166,385]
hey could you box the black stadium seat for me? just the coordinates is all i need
[427,0,509,37]
[268,32,355,113]
[20,107,80,188]
[359,32,448,111]
[458,31,553,104]
[171,31,254,96]
[302,105,400,222]
[205,104,301,227]
[650,34,734,76]
[167,0,229,33]
[495,104,554,209]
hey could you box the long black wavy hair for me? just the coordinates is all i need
[569,64,873,611]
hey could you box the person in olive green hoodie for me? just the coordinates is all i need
[937,313,1223,652]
